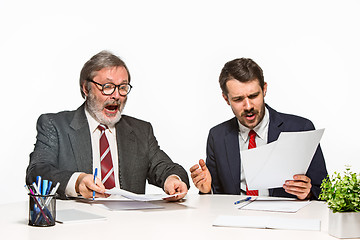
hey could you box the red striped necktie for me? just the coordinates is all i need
[246,130,259,196]
[98,124,116,189]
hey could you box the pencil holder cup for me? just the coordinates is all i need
[28,193,56,227]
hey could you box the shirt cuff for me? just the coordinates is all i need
[167,174,182,182]
[65,172,82,197]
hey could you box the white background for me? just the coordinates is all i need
[1,0,359,204]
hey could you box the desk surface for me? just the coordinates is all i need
[1,194,343,240]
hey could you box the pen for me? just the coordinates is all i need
[44,182,60,207]
[234,196,252,205]
[32,182,41,195]
[93,168,98,200]
[46,181,52,195]
[42,180,48,196]
[36,176,42,195]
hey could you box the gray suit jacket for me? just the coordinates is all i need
[26,104,189,199]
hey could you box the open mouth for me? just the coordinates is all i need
[244,112,256,121]
[104,104,119,113]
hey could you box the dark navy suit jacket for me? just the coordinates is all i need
[206,105,327,200]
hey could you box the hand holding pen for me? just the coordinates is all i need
[75,172,106,199]
[93,168,98,200]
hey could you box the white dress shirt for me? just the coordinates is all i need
[238,107,270,196]
[65,109,120,197]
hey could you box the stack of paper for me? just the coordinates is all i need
[104,188,181,201]
[213,215,321,231]
[242,129,325,189]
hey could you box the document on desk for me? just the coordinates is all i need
[104,188,181,201]
[242,129,324,189]
[237,197,311,213]
[96,201,164,211]
[213,215,321,231]
[56,209,106,223]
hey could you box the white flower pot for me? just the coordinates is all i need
[328,210,360,238]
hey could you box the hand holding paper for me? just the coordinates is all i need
[241,129,324,190]
[283,174,312,200]
[163,175,188,201]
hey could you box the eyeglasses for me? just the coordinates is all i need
[87,79,132,96]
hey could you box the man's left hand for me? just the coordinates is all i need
[163,175,188,201]
[283,174,312,200]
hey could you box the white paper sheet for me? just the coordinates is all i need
[104,188,182,201]
[96,201,164,210]
[241,129,324,189]
[213,215,321,231]
[239,199,311,213]
[56,209,106,223]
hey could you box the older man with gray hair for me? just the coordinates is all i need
[26,50,189,200]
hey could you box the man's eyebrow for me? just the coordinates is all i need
[248,91,260,97]
[231,91,260,100]
[231,95,244,100]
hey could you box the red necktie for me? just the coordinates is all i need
[98,124,116,189]
[246,130,258,196]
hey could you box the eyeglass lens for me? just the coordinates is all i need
[102,83,131,96]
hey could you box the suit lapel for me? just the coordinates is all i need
[68,104,93,173]
[115,117,137,189]
[266,105,284,196]
[267,105,284,143]
[225,118,241,194]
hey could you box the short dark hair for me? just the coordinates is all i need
[79,50,131,99]
[219,58,264,95]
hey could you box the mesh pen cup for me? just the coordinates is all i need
[28,193,56,227]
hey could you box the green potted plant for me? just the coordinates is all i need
[319,166,360,238]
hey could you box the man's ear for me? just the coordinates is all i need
[263,82,268,96]
[82,83,89,97]
[222,93,230,106]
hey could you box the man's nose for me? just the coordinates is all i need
[243,98,252,110]
[110,87,121,100]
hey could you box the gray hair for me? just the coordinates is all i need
[79,50,131,99]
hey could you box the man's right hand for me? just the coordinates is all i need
[189,159,212,193]
[75,173,107,199]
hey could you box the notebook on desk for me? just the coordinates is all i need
[56,209,106,224]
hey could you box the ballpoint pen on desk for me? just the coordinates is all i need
[93,168,98,200]
[234,196,254,205]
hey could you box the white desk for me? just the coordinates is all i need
[0,194,343,240]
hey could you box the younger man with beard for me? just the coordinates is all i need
[26,51,189,200]
[190,58,327,200]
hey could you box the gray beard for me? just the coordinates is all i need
[85,92,125,127]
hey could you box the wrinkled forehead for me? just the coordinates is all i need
[226,78,263,96]
[93,66,129,83]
